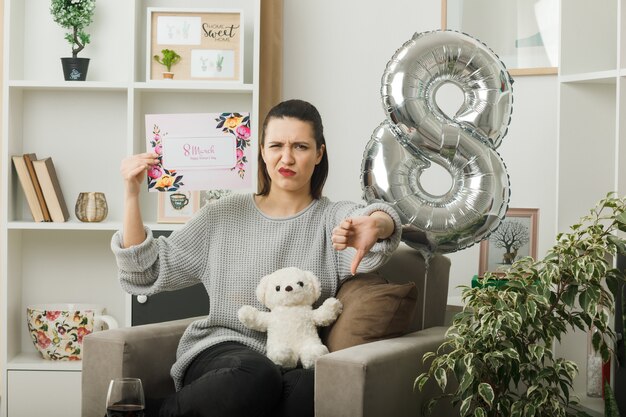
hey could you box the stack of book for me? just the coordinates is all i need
[12,153,70,222]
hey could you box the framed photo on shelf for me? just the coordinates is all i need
[157,191,201,223]
[146,8,243,81]
[441,0,558,76]
[157,189,233,223]
[478,208,539,277]
[198,189,233,207]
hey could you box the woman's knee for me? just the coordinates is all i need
[273,368,314,417]
[199,348,283,413]
[187,343,283,399]
[160,365,282,417]
[162,345,284,417]
[236,356,283,400]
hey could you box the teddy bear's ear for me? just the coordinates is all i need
[256,274,270,305]
[304,270,321,300]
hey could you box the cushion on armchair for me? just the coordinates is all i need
[321,273,418,352]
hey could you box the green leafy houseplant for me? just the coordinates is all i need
[416,193,626,417]
[154,49,182,73]
[50,0,96,58]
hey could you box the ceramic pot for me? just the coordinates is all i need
[61,57,90,81]
[75,192,108,222]
[27,303,118,360]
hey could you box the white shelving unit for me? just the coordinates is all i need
[1,0,260,415]
[556,0,624,413]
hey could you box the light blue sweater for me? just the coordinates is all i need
[111,193,401,390]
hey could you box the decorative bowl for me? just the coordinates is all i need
[75,192,108,222]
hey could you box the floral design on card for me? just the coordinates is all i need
[215,112,251,179]
[145,113,253,192]
[147,124,185,191]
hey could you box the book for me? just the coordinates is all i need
[12,155,46,222]
[23,153,52,222]
[32,157,70,222]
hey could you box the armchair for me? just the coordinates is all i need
[82,244,455,417]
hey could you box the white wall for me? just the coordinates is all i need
[282,1,559,298]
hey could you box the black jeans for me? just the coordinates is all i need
[155,342,314,417]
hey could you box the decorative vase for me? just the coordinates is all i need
[75,192,108,222]
[61,57,90,81]
[587,327,603,397]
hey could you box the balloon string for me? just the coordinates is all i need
[419,250,432,330]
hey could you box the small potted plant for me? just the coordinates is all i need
[154,49,182,79]
[50,0,96,81]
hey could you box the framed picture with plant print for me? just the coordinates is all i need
[479,208,539,277]
[146,8,243,81]
[157,191,201,223]
[441,0,558,75]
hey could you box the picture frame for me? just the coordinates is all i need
[478,208,539,277]
[157,191,201,223]
[146,8,243,82]
[198,189,233,208]
[157,190,234,223]
[441,0,558,76]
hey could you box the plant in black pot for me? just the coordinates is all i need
[50,0,96,81]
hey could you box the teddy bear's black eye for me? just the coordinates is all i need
[297,281,304,287]
[275,285,281,291]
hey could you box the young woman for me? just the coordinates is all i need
[112,99,402,417]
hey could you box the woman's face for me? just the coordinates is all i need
[261,117,324,196]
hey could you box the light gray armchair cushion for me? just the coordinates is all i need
[82,318,190,417]
[315,327,455,417]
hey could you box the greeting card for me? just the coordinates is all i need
[145,112,252,192]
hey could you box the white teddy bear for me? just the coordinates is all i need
[238,267,342,369]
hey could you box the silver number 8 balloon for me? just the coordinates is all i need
[361,30,514,254]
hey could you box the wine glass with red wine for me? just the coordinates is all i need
[106,378,145,417]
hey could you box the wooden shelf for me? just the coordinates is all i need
[558,1,623,412]
[7,220,122,231]
[133,81,254,93]
[7,353,82,371]
[1,0,261,415]
[8,80,130,91]
[559,70,618,84]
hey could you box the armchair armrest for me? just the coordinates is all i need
[81,317,197,417]
[315,326,455,417]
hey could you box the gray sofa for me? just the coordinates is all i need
[82,244,455,417]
